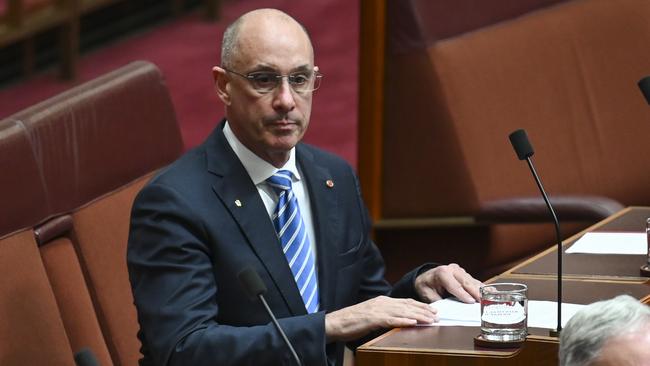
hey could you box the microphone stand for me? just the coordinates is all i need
[257,294,302,366]
[238,267,303,365]
[524,156,563,336]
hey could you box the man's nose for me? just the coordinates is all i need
[271,78,296,112]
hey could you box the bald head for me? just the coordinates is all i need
[212,8,318,168]
[221,9,313,69]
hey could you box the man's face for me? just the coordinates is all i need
[214,15,315,166]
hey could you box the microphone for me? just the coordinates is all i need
[238,267,302,366]
[509,129,563,335]
[74,348,99,366]
[639,76,650,104]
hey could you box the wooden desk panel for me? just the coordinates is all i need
[358,208,650,366]
[512,207,650,279]
[357,277,650,365]
[495,276,650,304]
[516,252,646,278]
[357,327,558,366]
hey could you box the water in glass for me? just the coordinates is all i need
[480,283,528,342]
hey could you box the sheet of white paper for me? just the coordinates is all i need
[566,232,647,255]
[421,298,585,329]
[423,298,480,326]
[527,301,585,329]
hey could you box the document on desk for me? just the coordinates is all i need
[422,298,585,329]
[565,232,647,255]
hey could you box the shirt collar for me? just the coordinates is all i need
[223,121,301,185]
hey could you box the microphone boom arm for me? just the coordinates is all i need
[525,156,563,334]
[257,293,302,365]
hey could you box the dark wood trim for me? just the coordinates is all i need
[374,216,478,229]
[7,0,23,27]
[204,0,220,21]
[358,0,386,220]
[22,37,35,75]
[503,207,634,277]
[2,0,217,81]
[59,17,79,80]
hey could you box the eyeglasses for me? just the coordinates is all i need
[223,67,323,94]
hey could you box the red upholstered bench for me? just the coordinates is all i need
[0,60,183,365]
[379,0,648,278]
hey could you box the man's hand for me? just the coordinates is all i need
[324,296,438,342]
[414,263,482,304]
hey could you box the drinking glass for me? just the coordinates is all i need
[642,218,650,276]
[480,283,528,342]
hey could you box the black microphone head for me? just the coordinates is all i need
[238,266,267,301]
[639,76,650,105]
[509,129,535,160]
[74,348,99,366]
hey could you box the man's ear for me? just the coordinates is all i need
[212,66,231,106]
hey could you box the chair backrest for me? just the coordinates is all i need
[71,175,154,365]
[375,0,650,277]
[36,216,114,366]
[0,229,76,366]
[0,60,184,365]
[383,0,650,217]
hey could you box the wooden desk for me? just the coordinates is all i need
[510,206,650,280]
[357,207,650,366]
[356,327,558,366]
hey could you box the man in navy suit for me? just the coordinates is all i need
[127,8,482,366]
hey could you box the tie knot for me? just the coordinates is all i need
[266,170,294,193]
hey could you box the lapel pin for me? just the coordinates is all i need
[325,179,334,188]
[235,199,242,207]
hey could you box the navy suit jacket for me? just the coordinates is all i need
[127,124,430,366]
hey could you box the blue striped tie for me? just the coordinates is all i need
[266,170,319,313]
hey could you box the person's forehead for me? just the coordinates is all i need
[595,331,650,365]
[234,17,313,69]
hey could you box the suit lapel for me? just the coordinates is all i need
[297,145,339,312]
[206,127,307,316]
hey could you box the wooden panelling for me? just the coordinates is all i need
[357,0,385,220]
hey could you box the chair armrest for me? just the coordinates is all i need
[476,196,624,223]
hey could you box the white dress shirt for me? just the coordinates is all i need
[222,122,319,268]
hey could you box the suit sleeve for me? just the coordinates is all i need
[127,183,328,366]
[342,171,439,350]
[348,170,438,303]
